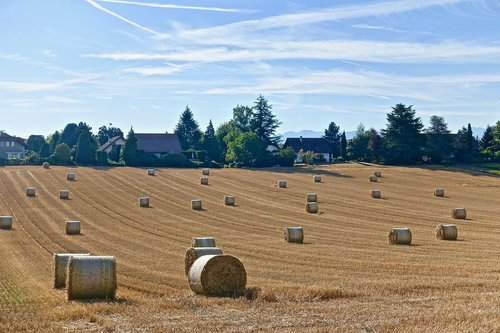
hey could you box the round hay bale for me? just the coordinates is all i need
[224,195,235,206]
[371,189,381,198]
[191,237,216,248]
[306,193,317,202]
[147,168,155,176]
[202,168,210,176]
[305,202,319,213]
[278,180,286,188]
[59,190,70,200]
[67,256,117,300]
[388,228,412,245]
[200,177,209,185]
[53,253,90,288]
[0,216,13,230]
[313,175,321,182]
[374,171,382,177]
[26,187,36,197]
[284,227,304,243]
[67,173,76,181]
[139,197,150,207]
[434,188,445,197]
[188,254,246,296]
[66,221,80,235]
[369,175,378,182]
[192,199,202,210]
[43,162,50,169]
[452,208,466,219]
[184,247,224,275]
[436,224,458,241]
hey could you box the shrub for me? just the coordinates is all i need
[51,143,72,165]
[195,150,208,162]
[97,151,108,166]
[160,153,197,168]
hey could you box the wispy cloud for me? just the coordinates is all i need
[0,76,99,93]
[122,64,187,76]
[42,50,58,58]
[96,0,254,13]
[44,96,81,104]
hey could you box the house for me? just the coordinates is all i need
[0,131,27,159]
[97,133,183,159]
[96,136,126,161]
[283,137,333,163]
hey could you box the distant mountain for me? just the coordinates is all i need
[280,130,356,142]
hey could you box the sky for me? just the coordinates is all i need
[1,0,500,139]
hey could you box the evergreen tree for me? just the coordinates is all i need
[323,122,341,157]
[39,143,51,158]
[174,106,202,149]
[480,125,494,150]
[466,123,474,153]
[454,127,470,162]
[122,127,138,166]
[201,120,222,162]
[27,135,45,153]
[425,115,453,163]
[75,130,96,164]
[232,105,253,132]
[340,131,347,159]
[60,123,80,149]
[367,128,382,163]
[249,95,281,145]
[348,124,370,162]
[426,116,450,135]
[49,131,61,154]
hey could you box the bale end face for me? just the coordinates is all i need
[313,175,321,182]
[43,162,50,169]
[200,177,209,185]
[374,171,382,177]
[434,188,445,197]
[147,169,155,176]
[66,256,117,300]
[452,208,466,219]
[224,196,235,206]
[436,224,458,240]
[139,197,150,207]
[192,199,202,210]
[67,173,76,181]
[369,175,378,182]
[284,227,304,243]
[53,253,90,289]
[388,228,412,245]
[26,187,36,197]
[305,202,319,214]
[202,168,210,176]
[371,190,381,198]
[0,216,13,230]
[59,190,70,200]
[66,221,81,235]
[306,193,317,202]
[191,237,216,248]
[278,180,286,188]
[184,247,224,276]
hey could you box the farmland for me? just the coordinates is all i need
[0,164,499,332]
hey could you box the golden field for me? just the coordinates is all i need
[0,164,499,332]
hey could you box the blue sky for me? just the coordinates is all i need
[1,0,500,138]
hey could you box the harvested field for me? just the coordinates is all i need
[0,164,499,332]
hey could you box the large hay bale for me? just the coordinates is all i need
[67,256,117,300]
[369,175,378,182]
[59,190,70,200]
[66,221,80,235]
[26,187,36,197]
[139,197,150,207]
[278,180,286,188]
[43,162,50,169]
[436,224,458,241]
[224,195,235,206]
[305,202,319,213]
[188,254,246,296]
[67,173,76,181]
[452,208,466,219]
[202,168,210,176]
[200,177,209,185]
[184,247,224,275]
[192,199,202,210]
[284,227,304,243]
[0,216,12,230]
[371,189,381,198]
[53,253,90,288]
[388,228,412,245]
[147,168,155,176]
[313,175,321,182]
[306,193,317,202]
[192,237,216,248]
[434,188,445,197]
[374,171,382,177]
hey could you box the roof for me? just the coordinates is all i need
[0,132,27,147]
[135,133,182,154]
[283,137,332,153]
[97,136,124,152]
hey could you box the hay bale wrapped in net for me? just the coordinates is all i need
[435,224,458,240]
[188,254,246,296]
[43,162,50,169]
[224,195,235,206]
[374,171,382,177]
[192,199,202,210]
[200,177,209,185]
[60,190,70,200]
[388,228,412,245]
[371,189,381,198]
[0,216,12,230]
[26,187,36,197]
[67,173,76,181]
[66,221,80,235]
[284,227,303,243]
[278,180,286,188]
[305,202,319,213]
[184,247,224,275]
[369,175,378,182]
[53,253,90,288]
[192,237,216,248]
[434,188,445,197]
[67,256,117,300]
[313,175,321,182]
[139,197,149,207]
[202,168,210,176]
[306,193,317,202]
[147,168,155,176]
[452,208,466,219]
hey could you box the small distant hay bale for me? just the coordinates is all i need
[388,228,412,245]
[43,162,50,169]
[202,168,210,176]
[200,177,209,185]
[66,256,117,300]
[374,171,382,177]
[452,208,466,219]
[305,202,319,213]
[184,247,224,275]
[26,187,36,197]
[192,199,202,210]
[67,173,76,181]
[306,193,317,202]
[188,254,246,296]
[0,216,13,230]
[313,175,321,182]
[53,253,90,288]
[435,224,458,241]
[284,227,304,243]
[371,189,381,198]
[192,237,216,248]
[59,190,70,200]
[434,188,445,197]
[224,195,235,206]
[147,168,155,176]
[369,175,378,182]
[278,180,286,188]
[139,197,150,207]
[66,221,80,235]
